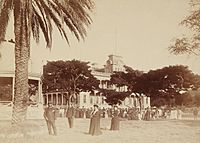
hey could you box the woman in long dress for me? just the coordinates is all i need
[144,107,151,121]
[89,104,102,136]
[110,106,120,131]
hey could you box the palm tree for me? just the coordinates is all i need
[0,0,94,125]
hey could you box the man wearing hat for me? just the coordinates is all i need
[110,105,120,130]
[66,103,75,128]
[43,101,57,135]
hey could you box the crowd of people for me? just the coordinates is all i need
[43,103,199,136]
[58,106,188,121]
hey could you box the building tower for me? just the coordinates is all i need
[105,55,125,73]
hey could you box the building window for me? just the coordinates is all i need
[102,97,105,104]
[90,97,93,104]
[43,95,47,105]
[0,77,12,101]
[48,94,52,103]
[58,94,62,105]
[96,97,99,104]
[83,94,86,103]
[134,99,137,107]
[146,97,148,104]
[129,98,132,104]
[63,93,67,105]
[53,94,56,105]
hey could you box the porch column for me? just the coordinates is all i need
[46,94,48,104]
[51,93,53,103]
[38,80,42,104]
[61,93,64,105]
[56,93,59,105]
[99,80,102,88]
[12,77,15,102]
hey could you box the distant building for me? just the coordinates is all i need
[43,55,150,109]
[105,55,125,73]
[0,42,150,118]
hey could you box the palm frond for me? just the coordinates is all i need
[39,0,68,46]
[31,12,40,43]
[50,1,80,41]
[33,6,51,48]
[0,0,94,48]
[44,0,93,46]
[0,0,13,43]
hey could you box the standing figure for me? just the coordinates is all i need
[110,106,120,131]
[102,107,106,118]
[66,103,75,128]
[86,108,92,118]
[43,102,57,135]
[193,107,199,120]
[80,106,86,118]
[177,108,183,120]
[88,104,102,136]
[75,107,80,118]
[144,107,151,121]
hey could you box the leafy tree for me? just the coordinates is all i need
[191,89,200,106]
[98,63,200,107]
[100,66,143,106]
[43,60,99,104]
[150,98,167,108]
[169,0,200,55]
[100,89,130,105]
[0,0,94,125]
[193,94,200,106]
[137,65,200,107]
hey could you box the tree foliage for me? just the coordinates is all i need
[42,60,99,102]
[100,89,131,105]
[99,66,143,106]
[169,0,200,55]
[101,65,200,107]
[137,65,200,106]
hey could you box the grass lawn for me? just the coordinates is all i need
[0,117,199,143]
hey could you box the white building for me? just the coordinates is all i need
[78,55,150,109]
[42,55,150,109]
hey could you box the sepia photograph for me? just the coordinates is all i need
[0,0,200,143]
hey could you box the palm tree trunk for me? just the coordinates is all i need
[11,0,30,125]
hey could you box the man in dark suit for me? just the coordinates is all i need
[43,102,57,135]
[66,103,75,128]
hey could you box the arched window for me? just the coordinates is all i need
[58,93,62,105]
[53,94,56,105]
[146,97,148,104]
[83,94,87,103]
[90,97,93,104]
[129,97,132,104]
[96,97,99,104]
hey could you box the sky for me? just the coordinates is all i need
[5,0,200,74]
